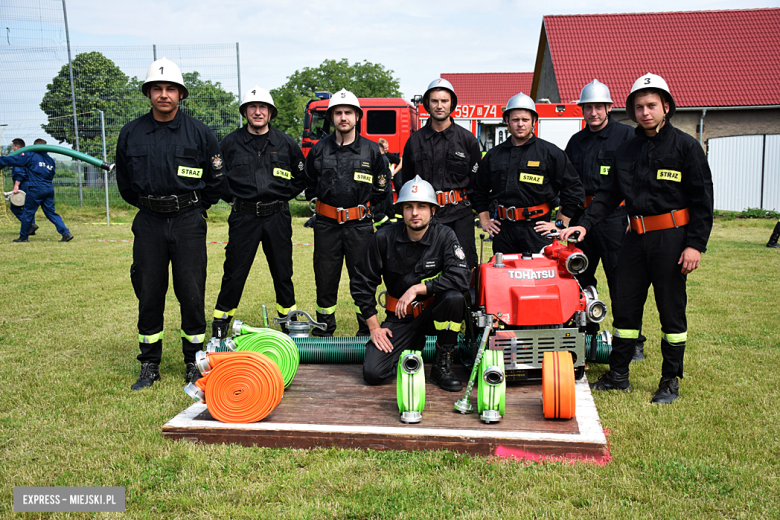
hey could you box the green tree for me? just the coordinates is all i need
[270,59,403,141]
[179,72,240,141]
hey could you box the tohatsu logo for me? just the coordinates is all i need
[508,269,555,280]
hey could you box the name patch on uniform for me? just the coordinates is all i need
[361,161,371,168]
[177,166,203,178]
[527,160,540,167]
[657,169,682,182]
[354,172,373,184]
[600,166,611,175]
[273,168,292,180]
[519,173,544,184]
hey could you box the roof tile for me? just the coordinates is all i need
[441,73,534,105]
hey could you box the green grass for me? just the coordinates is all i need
[1,207,779,519]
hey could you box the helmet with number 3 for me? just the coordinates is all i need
[240,86,277,119]
[626,73,676,122]
[395,175,439,209]
[142,57,189,99]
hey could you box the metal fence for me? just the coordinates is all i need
[0,0,241,208]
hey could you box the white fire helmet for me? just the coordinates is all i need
[240,86,277,119]
[577,79,613,105]
[395,175,439,209]
[423,78,458,112]
[626,73,676,122]
[502,92,537,121]
[142,57,188,100]
[327,89,363,121]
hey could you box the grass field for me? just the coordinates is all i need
[0,204,778,519]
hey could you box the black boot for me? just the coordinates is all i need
[29,223,39,236]
[631,343,645,362]
[651,377,679,404]
[212,318,231,340]
[185,363,202,384]
[60,232,74,242]
[312,311,335,337]
[767,222,780,248]
[429,344,462,392]
[589,369,632,391]
[131,363,160,390]
[12,236,28,243]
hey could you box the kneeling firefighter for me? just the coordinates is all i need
[351,175,471,391]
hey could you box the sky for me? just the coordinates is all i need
[63,0,780,100]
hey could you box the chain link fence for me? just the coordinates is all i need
[1,0,241,209]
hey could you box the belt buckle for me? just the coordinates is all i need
[170,194,180,212]
[435,190,446,205]
[411,300,423,318]
[670,209,679,228]
[337,207,348,224]
[505,206,517,222]
[357,204,368,220]
[254,201,263,217]
[449,190,458,205]
[634,215,646,234]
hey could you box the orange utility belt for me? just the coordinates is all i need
[385,295,435,318]
[436,189,468,206]
[584,195,625,208]
[315,200,371,224]
[629,208,690,234]
[497,202,550,221]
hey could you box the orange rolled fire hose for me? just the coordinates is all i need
[542,351,576,420]
[193,351,284,423]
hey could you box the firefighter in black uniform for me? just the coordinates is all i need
[211,86,305,338]
[116,57,223,390]
[473,92,584,254]
[304,89,389,336]
[562,73,714,404]
[564,80,645,360]
[352,176,470,391]
[399,78,480,269]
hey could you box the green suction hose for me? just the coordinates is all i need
[9,145,114,171]
[233,329,300,388]
[585,333,612,364]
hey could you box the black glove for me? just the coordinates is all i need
[304,214,316,228]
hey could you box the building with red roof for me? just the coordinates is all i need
[531,8,780,149]
[441,73,533,105]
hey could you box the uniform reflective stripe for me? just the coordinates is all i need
[354,304,362,314]
[421,272,441,283]
[276,303,297,315]
[316,304,337,315]
[213,308,236,320]
[181,331,205,344]
[434,321,462,332]
[373,215,389,227]
[138,331,163,343]
[614,328,640,339]
[664,332,687,344]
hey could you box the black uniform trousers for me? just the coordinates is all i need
[131,207,207,365]
[573,210,627,299]
[363,290,465,385]
[215,208,295,317]
[313,220,373,335]
[492,219,551,256]
[441,213,477,269]
[610,226,688,378]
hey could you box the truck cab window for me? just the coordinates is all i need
[366,110,396,135]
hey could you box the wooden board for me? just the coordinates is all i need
[163,364,607,458]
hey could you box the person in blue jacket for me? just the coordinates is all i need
[6,139,38,235]
[0,138,72,243]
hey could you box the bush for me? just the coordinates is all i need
[740,207,780,219]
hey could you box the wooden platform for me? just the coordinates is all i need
[163,364,607,458]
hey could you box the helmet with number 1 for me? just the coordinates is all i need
[395,175,439,209]
[502,92,537,121]
[240,86,277,119]
[327,89,363,121]
[577,79,613,105]
[422,78,458,113]
[142,57,189,100]
[625,73,676,122]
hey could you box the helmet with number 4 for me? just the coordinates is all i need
[502,92,537,121]
[395,175,439,209]
[327,88,363,121]
[142,57,189,99]
[240,86,277,119]
[626,73,676,122]
[577,79,613,105]
[423,78,458,113]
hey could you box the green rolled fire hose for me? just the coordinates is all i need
[9,144,114,171]
[478,349,506,419]
[397,350,425,423]
[233,329,300,388]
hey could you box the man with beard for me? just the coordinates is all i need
[304,89,389,336]
[352,176,470,391]
[210,86,305,338]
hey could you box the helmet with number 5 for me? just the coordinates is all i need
[395,175,439,209]
[327,88,363,121]
[142,57,189,99]
[625,73,676,122]
[240,86,277,119]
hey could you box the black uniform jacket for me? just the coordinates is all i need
[399,119,481,223]
[565,116,634,196]
[219,125,305,203]
[472,135,584,218]
[579,121,714,253]
[304,133,389,225]
[116,109,223,210]
[351,221,470,322]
